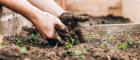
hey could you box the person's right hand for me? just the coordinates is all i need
[59,12,89,26]
[32,12,66,39]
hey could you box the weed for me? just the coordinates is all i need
[118,43,128,50]
[19,46,28,54]
[100,43,108,49]
[65,42,73,50]
[108,35,116,42]
[65,39,74,56]
[64,35,86,59]
[16,37,28,54]
[16,37,24,47]
[126,33,133,45]
[0,43,5,49]
[74,49,86,59]
[74,49,83,56]
[29,31,38,43]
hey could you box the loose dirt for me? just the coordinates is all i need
[0,15,139,60]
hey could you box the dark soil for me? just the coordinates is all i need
[0,15,139,60]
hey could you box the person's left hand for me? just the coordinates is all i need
[32,12,66,40]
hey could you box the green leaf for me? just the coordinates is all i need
[65,42,73,50]
[79,54,85,59]
[74,49,85,59]
[16,37,24,47]
[118,43,128,50]
[125,33,133,45]
[19,47,28,54]
[0,44,5,49]
[127,39,133,45]
[29,32,38,43]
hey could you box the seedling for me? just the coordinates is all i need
[0,43,5,49]
[118,43,128,50]
[74,49,86,59]
[126,33,133,45]
[16,37,25,47]
[29,31,38,43]
[65,40,73,56]
[108,35,116,42]
[100,43,108,49]
[15,37,28,53]
[65,42,73,50]
[19,46,28,54]
[75,49,83,56]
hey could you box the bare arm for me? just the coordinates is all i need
[27,0,89,22]
[28,0,65,17]
[0,0,65,39]
[0,0,43,23]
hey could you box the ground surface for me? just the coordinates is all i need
[0,15,139,60]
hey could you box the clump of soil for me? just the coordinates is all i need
[0,15,139,60]
[80,14,129,24]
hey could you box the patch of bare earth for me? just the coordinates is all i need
[0,15,140,60]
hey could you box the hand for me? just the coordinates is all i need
[33,12,65,39]
[59,12,89,26]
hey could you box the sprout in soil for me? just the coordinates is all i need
[16,37,25,47]
[29,31,38,43]
[118,43,128,50]
[65,42,73,50]
[0,43,5,49]
[126,33,133,45]
[100,43,108,50]
[19,46,28,54]
[16,37,28,54]
[65,39,74,56]
[74,49,87,59]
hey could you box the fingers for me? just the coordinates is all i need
[45,28,55,39]
[55,19,66,30]
[39,26,55,39]
[75,15,89,22]
[60,12,89,22]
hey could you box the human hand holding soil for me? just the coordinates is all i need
[59,12,89,26]
[32,12,66,40]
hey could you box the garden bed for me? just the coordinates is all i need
[0,15,140,60]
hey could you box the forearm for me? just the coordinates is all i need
[0,0,43,23]
[28,0,65,17]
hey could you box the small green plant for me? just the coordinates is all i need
[65,42,73,50]
[108,35,116,41]
[19,46,28,54]
[126,33,133,45]
[0,43,5,49]
[16,37,28,54]
[65,40,74,56]
[29,31,38,43]
[118,43,128,50]
[74,49,86,59]
[100,43,108,49]
[16,37,24,47]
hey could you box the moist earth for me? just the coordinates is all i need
[0,15,139,60]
